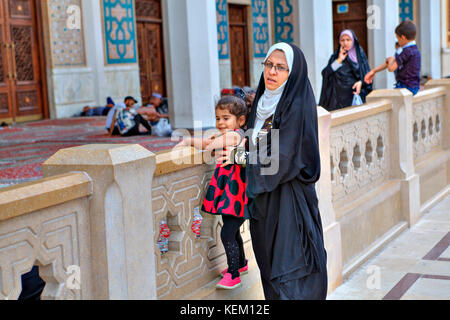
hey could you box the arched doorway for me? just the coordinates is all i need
[136,0,167,105]
[0,0,47,124]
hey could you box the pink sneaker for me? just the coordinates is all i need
[220,262,248,277]
[216,273,241,290]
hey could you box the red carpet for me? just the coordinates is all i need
[0,117,178,188]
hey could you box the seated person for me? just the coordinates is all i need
[80,97,115,117]
[146,93,173,137]
[112,96,153,136]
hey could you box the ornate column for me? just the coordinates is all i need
[163,0,220,129]
[367,0,399,90]
[297,0,334,100]
[419,0,442,79]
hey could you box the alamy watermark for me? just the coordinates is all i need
[366,265,381,290]
[66,265,81,290]
[66,5,81,30]
[170,124,280,176]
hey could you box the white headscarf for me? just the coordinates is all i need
[253,43,294,143]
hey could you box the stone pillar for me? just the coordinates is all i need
[42,145,157,300]
[419,0,442,79]
[366,90,421,225]
[82,0,106,105]
[317,107,343,294]
[367,0,399,90]
[163,0,220,129]
[297,0,334,100]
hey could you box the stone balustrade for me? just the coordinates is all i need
[0,172,93,300]
[0,80,448,300]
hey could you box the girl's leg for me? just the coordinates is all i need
[221,215,245,279]
[235,227,247,268]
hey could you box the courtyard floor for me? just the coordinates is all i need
[328,195,450,300]
[0,117,177,188]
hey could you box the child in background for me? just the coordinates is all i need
[175,95,249,290]
[365,20,421,95]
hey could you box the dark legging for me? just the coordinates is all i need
[122,114,153,136]
[221,215,247,279]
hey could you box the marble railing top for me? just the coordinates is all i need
[413,86,446,104]
[154,147,211,177]
[330,100,392,127]
[0,172,93,222]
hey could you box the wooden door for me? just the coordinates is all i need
[333,0,368,55]
[228,4,250,88]
[0,0,45,123]
[136,0,166,104]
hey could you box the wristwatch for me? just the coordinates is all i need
[231,147,248,167]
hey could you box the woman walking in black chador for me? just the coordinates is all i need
[216,42,328,300]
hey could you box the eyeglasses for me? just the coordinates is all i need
[262,61,289,73]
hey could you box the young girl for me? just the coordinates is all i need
[176,95,249,290]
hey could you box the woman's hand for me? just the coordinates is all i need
[214,137,247,167]
[337,47,348,64]
[352,80,362,95]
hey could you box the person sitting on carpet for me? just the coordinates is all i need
[106,96,160,135]
[146,93,173,137]
[112,96,153,136]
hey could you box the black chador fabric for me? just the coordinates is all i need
[319,30,373,111]
[245,44,328,300]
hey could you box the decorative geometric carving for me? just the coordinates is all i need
[339,149,349,176]
[252,0,270,58]
[420,119,426,140]
[216,0,229,60]
[352,144,361,170]
[412,95,444,160]
[135,0,161,19]
[11,25,34,82]
[273,0,294,43]
[47,0,86,67]
[330,111,390,203]
[102,0,138,64]
[413,122,419,142]
[376,136,384,159]
[365,140,373,165]
[428,117,433,136]
[0,209,89,300]
[330,156,335,182]
[152,164,250,300]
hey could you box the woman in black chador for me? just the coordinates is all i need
[218,42,328,300]
[319,29,372,111]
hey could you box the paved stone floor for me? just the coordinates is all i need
[328,195,450,300]
[189,195,449,301]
